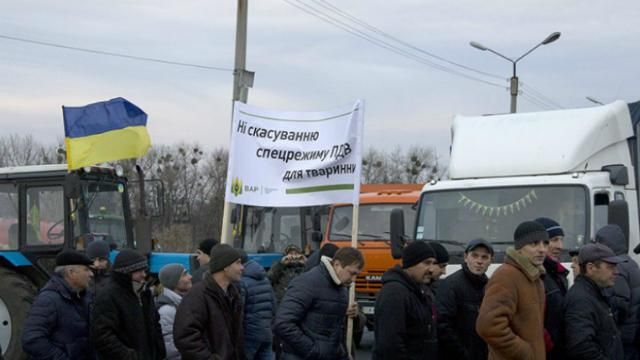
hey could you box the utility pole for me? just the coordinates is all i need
[221,0,253,245]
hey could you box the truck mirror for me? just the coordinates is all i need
[608,199,629,247]
[230,205,240,224]
[311,230,323,243]
[602,165,629,186]
[390,208,406,259]
[64,173,81,199]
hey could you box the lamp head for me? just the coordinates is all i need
[542,32,561,45]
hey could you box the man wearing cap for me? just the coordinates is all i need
[476,221,548,360]
[564,242,624,360]
[192,238,218,284]
[91,249,166,360]
[595,224,640,360]
[535,217,570,360]
[86,239,111,291]
[22,250,95,359]
[174,244,245,360]
[156,263,193,359]
[273,247,364,360]
[436,238,493,360]
[373,241,439,359]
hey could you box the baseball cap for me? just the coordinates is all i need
[465,238,494,256]
[578,243,625,265]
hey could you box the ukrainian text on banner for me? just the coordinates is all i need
[225,100,364,207]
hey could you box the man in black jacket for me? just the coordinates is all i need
[373,241,439,359]
[91,249,166,360]
[436,238,493,360]
[564,243,624,360]
[174,244,246,360]
[272,246,364,360]
[535,217,570,360]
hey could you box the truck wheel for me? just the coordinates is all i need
[0,267,36,360]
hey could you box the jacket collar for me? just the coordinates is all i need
[506,247,545,282]
[46,274,84,301]
[321,255,342,286]
[543,256,569,277]
[462,263,489,287]
[574,275,608,300]
[160,287,183,306]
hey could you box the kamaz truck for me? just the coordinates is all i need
[391,100,640,276]
[0,164,191,359]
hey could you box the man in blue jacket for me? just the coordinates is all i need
[273,247,364,360]
[22,250,95,359]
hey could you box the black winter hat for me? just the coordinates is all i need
[198,238,219,256]
[319,243,339,259]
[86,239,111,260]
[429,242,450,264]
[56,250,93,267]
[514,221,549,250]
[402,241,436,269]
[534,217,565,239]
[113,249,148,274]
[209,244,241,273]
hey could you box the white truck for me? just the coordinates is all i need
[391,100,640,269]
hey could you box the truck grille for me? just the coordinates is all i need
[356,271,384,293]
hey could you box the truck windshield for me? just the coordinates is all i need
[330,204,416,240]
[416,186,588,259]
[77,181,128,249]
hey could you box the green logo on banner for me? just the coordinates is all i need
[231,177,243,196]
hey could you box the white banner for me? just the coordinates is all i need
[225,100,364,207]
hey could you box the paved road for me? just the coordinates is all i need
[355,328,374,359]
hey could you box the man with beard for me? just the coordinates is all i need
[91,249,166,359]
[476,221,547,360]
[437,238,493,360]
[373,241,439,359]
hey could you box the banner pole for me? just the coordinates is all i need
[346,202,359,354]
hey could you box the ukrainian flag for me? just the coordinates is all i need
[63,97,151,170]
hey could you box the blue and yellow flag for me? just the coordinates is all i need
[63,97,151,170]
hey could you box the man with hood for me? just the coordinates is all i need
[156,263,193,359]
[22,250,95,359]
[564,242,625,360]
[238,251,277,359]
[436,238,493,360]
[476,221,547,360]
[91,249,166,360]
[535,217,570,360]
[174,244,245,360]
[595,224,640,360]
[373,241,440,359]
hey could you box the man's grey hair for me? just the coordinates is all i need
[54,265,70,277]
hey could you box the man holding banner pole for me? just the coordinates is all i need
[223,100,365,353]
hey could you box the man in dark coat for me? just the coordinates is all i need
[86,239,111,293]
[22,250,95,359]
[273,247,364,360]
[595,224,640,360]
[535,217,570,360]
[373,241,439,359]
[192,238,218,284]
[91,249,166,360]
[436,238,493,360]
[174,244,245,360]
[564,243,624,360]
[268,244,307,304]
[239,252,277,359]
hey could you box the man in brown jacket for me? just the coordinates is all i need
[476,221,548,360]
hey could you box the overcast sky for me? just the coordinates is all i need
[1,1,639,162]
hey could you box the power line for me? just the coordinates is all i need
[284,0,506,89]
[520,92,555,111]
[0,34,233,72]
[520,82,564,109]
[311,0,504,81]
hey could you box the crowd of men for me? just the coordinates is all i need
[16,217,640,360]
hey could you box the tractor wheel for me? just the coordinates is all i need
[0,267,37,360]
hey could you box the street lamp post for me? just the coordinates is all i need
[470,32,561,113]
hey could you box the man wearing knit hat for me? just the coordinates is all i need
[535,217,569,360]
[476,221,548,360]
[91,249,166,360]
[174,244,245,359]
[86,239,112,291]
[373,241,439,359]
[192,238,218,284]
[156,264,192,359]
[22,250,95,359]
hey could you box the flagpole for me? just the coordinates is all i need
[346,202,359,353]
[222,0,249,245]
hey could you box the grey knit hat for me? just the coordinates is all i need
[113,249,148,274]
[159,264,186,290]
[209,244,241,273]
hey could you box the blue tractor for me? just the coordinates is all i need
[0,164,191,359]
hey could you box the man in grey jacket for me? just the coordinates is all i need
[156,263,192,359]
